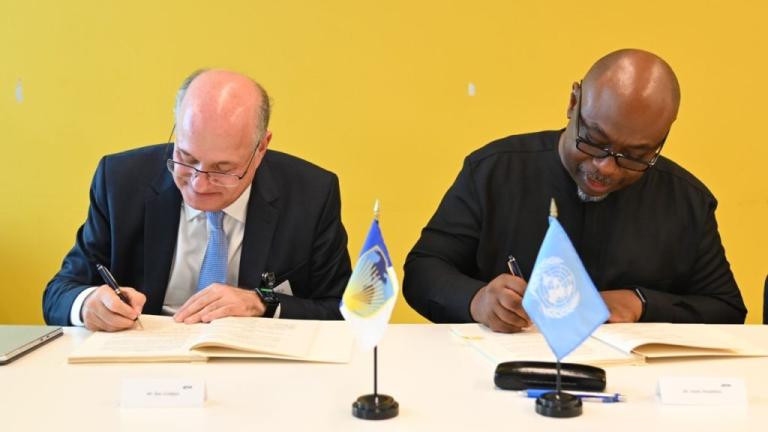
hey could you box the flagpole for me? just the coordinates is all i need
[350,200,398,420]
[373,197,380,400]
[374,200,380,400]
[372,199,381,400]
[533,198,582,418]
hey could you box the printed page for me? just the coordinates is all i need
[591,323,768,358]
[198,321,354,363]
[191,317,319,359]
[68,315,206,363]
[451,324,642,366]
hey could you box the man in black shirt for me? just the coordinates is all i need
[403,49,746,332]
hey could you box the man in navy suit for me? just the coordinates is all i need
[44,69,352,331]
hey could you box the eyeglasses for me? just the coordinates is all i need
[574,85,667,172]
[165,125,260,187]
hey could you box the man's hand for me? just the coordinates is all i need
[601,290,643,323]
[174,284,266,324]
[470,274,532,333]
[82,285,145,332]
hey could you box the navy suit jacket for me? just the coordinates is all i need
[44,143,352,325]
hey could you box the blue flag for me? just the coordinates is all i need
[340,217,399,350]
[522,216,609,360]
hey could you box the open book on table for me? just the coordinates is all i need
[451,323,768,367]
[68,314,354,364]
[591,323,768,359]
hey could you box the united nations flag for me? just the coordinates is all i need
[522,214,609,361]
[340,208,399,351]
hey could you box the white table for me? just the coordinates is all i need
[2,324,767,431]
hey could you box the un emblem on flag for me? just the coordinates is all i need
[532,257,580,318]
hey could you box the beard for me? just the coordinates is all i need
[576,167,612,202]
[577,186,608,202]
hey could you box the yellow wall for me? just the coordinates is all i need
[1,1,766,324]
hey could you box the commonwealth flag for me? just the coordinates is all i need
[340,214,399,351]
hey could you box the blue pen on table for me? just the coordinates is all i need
[96,264,143,328]
[516,388,626,403]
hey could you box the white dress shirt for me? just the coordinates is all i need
[70,185,278,325]
[161,185,251,314]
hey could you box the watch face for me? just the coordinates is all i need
[263,292,279,304]
[257,287,278,303]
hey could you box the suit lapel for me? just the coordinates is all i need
[238,155,279,290]
[143,158,182,314]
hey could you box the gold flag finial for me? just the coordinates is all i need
[549,198,558,218]
[373,199,381,222]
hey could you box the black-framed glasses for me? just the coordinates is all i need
[165,124,260,187]
[574,85,667,172]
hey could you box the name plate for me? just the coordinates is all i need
[121,378,206,408]
[657,377,747,405]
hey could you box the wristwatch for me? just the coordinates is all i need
[261,292,280,318]
[258,272,280,318]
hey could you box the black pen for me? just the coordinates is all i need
[96,264,130,304]
[507,255,531,327]
[96,264,142,326]
[507,255,524,279]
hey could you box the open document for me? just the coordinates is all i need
[452,323,768,366]
[69,315,354,364]
[591,323,768,359]
[451,324,643,366]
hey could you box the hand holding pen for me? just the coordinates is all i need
[95,264,144,330]
[96,264,132,306]
[80,264,146,332]
[468,255,531,333]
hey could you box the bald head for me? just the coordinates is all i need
[175,69,271,146]
[582,49,680,129]
[170,70,274,211]
[559,49,681,200]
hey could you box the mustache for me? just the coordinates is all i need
[584,171,612,186]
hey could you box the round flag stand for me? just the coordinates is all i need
[534,360,582,417]
[352,395,399,420]
[352,347,399,420]
[535,392,582,418]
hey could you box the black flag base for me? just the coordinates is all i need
[535,391,582,418]
[352,347,399,420]
[352,394,399,420]
[533,359,582,417]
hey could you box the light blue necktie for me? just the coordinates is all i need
[197,211,228,291]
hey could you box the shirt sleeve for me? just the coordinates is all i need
[403,157,487,323]
[276,173,351,320]
[44,156,113,326]
[70,287,98,326]
[639,197,747,323]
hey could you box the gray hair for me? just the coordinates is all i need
[174,69,272,141]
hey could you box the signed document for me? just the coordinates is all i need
[452,323,768,366]
[451,324,642,366]
[69,315,353,364]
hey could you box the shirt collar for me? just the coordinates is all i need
[183,185,252,223]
